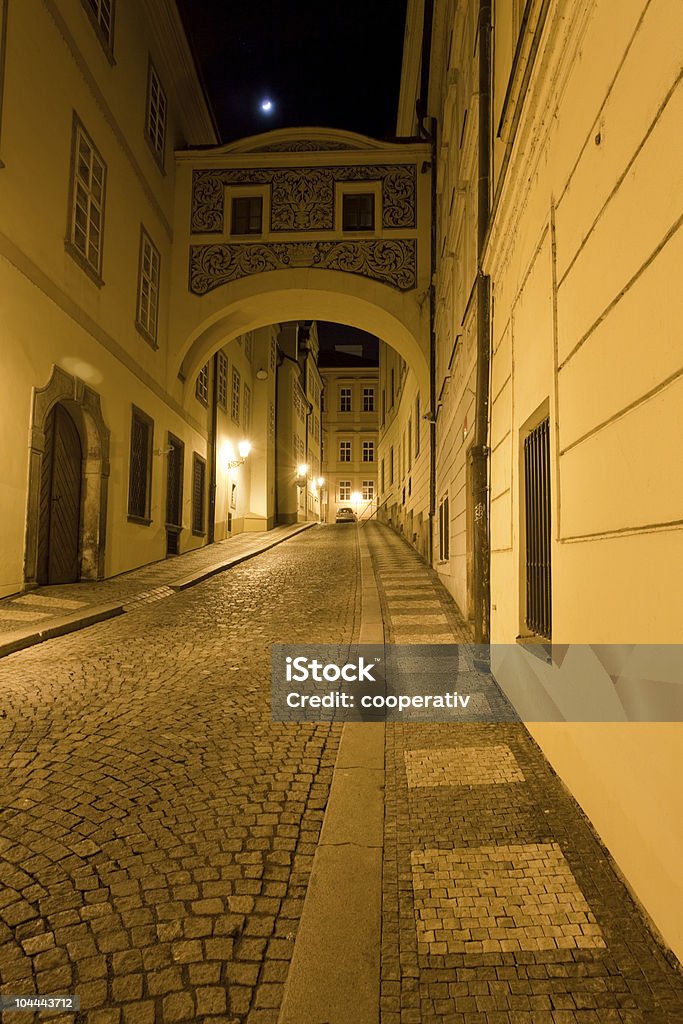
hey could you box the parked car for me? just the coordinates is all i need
[335,506,357,524]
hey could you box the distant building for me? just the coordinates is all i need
[319,348,379,524]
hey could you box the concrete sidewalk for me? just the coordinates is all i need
[0,523,315,658]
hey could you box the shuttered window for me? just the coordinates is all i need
[128,407,153,522]
[192,453,206,536]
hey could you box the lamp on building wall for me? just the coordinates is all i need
[296,463,309,487]
[219,440,252,473]
[255,369,268,381]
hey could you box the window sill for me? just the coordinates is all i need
[144,134,166,175]
[127,514,152,526]
[192,529,206,538]
[135,321,158,349]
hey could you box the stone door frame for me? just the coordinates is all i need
[24,365,110,586]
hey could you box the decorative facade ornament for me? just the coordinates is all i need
[190,239,417,294]
[252,140,355,152]
[191,164,417,233]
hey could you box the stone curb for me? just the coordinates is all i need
[169,522,316,591]
[0,523,317,659]
[0,602,124,659]
[278,526,385,1024]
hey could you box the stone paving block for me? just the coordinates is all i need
[404,746,525,788]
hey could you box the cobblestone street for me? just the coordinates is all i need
[1,524,682,1023]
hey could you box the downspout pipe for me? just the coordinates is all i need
[208,352,219,544]
[471,0,492,643]
[417,0,436,566]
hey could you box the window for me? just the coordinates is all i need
[362,440,374,462]
[217,351,228,410]
[68,117,106,280]
[145,61,166,167]
[339,481,351,501]
[270,337,277,372]
[381,389,386,427]
[321,390,325,412]
[362,388,375,412]
[407,419,412,470]
[232,196,263,235]
[231,367,241,424]
[339,387,351,412]
[439,495,450,561]
[191,453,206,535]
[243,384,251,429]
[524,416,552,639]
[166,434,184,529]
[339,440,351,462]
[82,0,114,55]
[196,363,209,406]
[342,193,374,231]
[390,369,395,407]
[362,480,374,501]
[389,446,394,483]
[380,459,385,494]
[244,333,254,364]
[136,228,160,344]
[415,394,420,455]
[128,407,153,522]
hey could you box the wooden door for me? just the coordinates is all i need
[38,404,82,584]
[165,434,184,556]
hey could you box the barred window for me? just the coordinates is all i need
[415,394,420,455]
[196,363,209,406]
[362,480,374,500]
[217,351,228,410]
[68,117,106,279]
[82,0,113,53]
[339,387,351,412]
[191,453,206,535]
[231,367,241,424]
[145,61,166,167]
[439,495,450,561]
[407,420,412,470]
[389,446,394,483]
[363,388,375,412]
[136,228,160,344]
[362,440,374,462]
[243,384,251,429]
[380,458,385,494]
[339,480,351,501]
[128,406,153,522]
[339,440,351,462]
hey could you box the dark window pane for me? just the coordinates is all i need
[232,197,263,235]
[342,193,375,231]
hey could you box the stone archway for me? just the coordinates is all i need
[24,365,110,587]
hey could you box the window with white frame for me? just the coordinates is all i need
[68,117,106,279]
[362,480,374,501]
[339,387,351,412]
[217,351,228,410]
[231,367,241,424]
[82,0,114,54]
[362,440,374,462]
[145,60,167,167]
[136,228,160,344]
[339,440,351,462]
[362,388,375,412]
[339,481,351,501]
[196,363,209,406]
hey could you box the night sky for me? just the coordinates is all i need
[177,0,408,144]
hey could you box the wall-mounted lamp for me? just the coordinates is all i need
[296,463,309,487]
[220,440,252,473]
[154,446,173,456]
[255,368,268,381]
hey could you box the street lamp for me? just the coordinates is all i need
[350,490,362,521]
[219,440,252,472]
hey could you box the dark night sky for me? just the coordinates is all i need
[177,0,408,143]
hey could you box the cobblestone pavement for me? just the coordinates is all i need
[0,526,310,639]
[0,526,358,1024]
[365,522,683,1024]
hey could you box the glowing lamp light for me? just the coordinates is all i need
[219,440,252,473]
[238,440,252,459]
[260,98,274,114]
[297,464,309,477]
[317,477,325,487]
[350,491,362,506]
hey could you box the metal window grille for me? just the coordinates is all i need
[192,454,206,534]
[232,197,262,234]
[146,62,166,162]
[137,229,160,342]
[340,388,351,412]
[415,395,420,455]
[166,436,183,527]
[389,446,394,483]
[128,410,151,519]
[524,417,552,639]
[70,121,106,275]
[339,441,351,462]
[231,368,241,423]
[439,496,450,561]
[195,363,209,405]
[363,388,375,412]
[342,193,374,231]
[362,441,374,462]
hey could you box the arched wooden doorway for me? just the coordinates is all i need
[37,403,83,584]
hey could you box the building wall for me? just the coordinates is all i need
[0,0,216,598]
[320,363,379,523]
[484,0,683,957]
